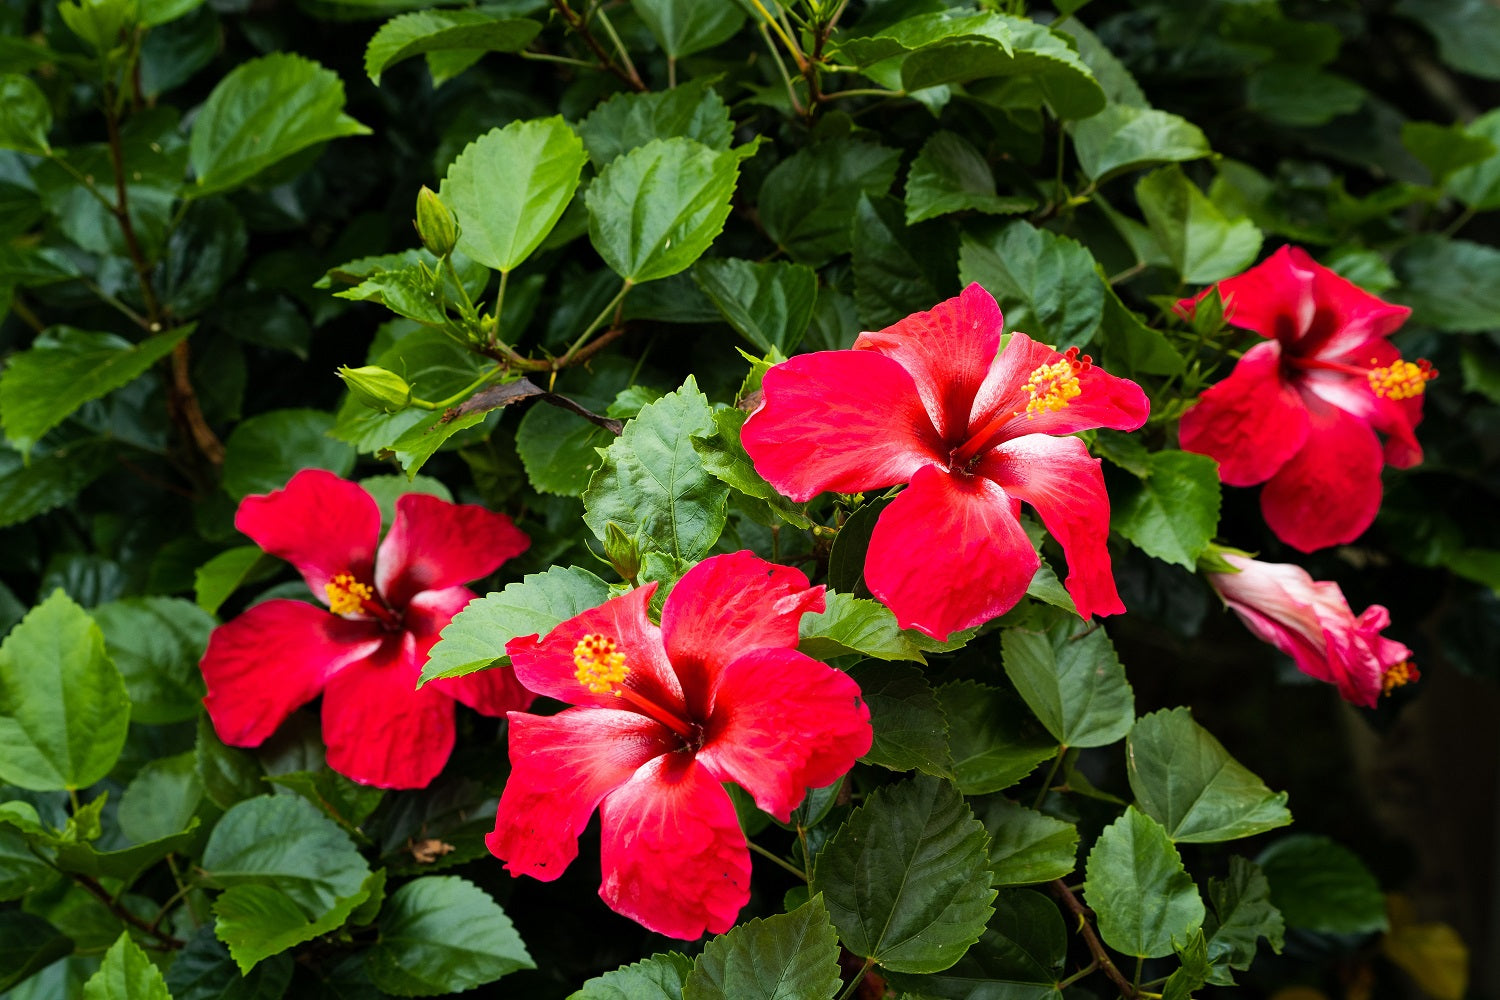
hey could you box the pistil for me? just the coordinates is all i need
[325,573,400,627]
[952,348,1091,467]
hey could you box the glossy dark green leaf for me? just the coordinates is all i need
[578,78,733,168]
[514,401,614,498]
[848,661,953,777]
[1000,619,1133,749]
[938,681,1057,794]
[1393,236,1500,332]
[693,258,817,354]
[978,799,1078,887]
[52,820,201,887]
[264,769,384,832]
[220,408,356,500]
[0,822,59,901]
[905,130,1035,225]
[1096,279,1185,377]
[364,876,533,994]
[333,264,448,325]
[1203,857,1284,982]
[365,10,539,85]
[0,910,72,991]
[959,221,1103,348]
[1256,835,1387,935]
[1246,66,1365,127]
[883,889,1066,1000]
[195,715,264,811]
[759,138,901,266]
[1083,807,1205,959]
[0,246,81,287]
[631,0,744,58]
[1136,166,1262,283]
[800,593,930,664]
[1071,105,1211,184]
[851,194,948,330]
[570,953,693,1000]
[92,597,212,725]
[0,74,52,153]
[164,927,294,1000]
[682,895,841,1000]
[156,199,247,317]
[1110,450,1221,571]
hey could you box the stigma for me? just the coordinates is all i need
[326,573,375,616]
[1023,347,1090,418]
[574,633,630,694]
[1382,660,1420,696]
[1367,358,1436,401]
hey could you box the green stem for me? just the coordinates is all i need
[409,368,507,411]
[67,788,80,813]
[834,957,875,1000]
[43,153,119,213]
[1033,748,1066,810]
[1133,956,1143,992]
[758,22,805,115]
[747,840,808,882]
[519,50,597,68]
[561,279,632,363]
[820,88,904,100]
[1058,959,1099,989]
[493,267,510,338]
[592,6,642,88]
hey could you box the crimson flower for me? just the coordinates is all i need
[199,468,532,789]
[1177,245,1435,552]
[740,283,1149,641]
[1206,553,1418,708]
[485,551,871,939]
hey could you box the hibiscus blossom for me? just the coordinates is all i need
[486,551,872,939]
[1205,552,1418,708]
[199,468,532,789]
[1177,245,1435,552]
[739,283,1149,641]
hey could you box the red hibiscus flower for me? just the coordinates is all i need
[485,551,872,939]
[1177,245,1435,553]
[199,469,532,789]
[1206,552,1418,708]
[739,283,1149,641]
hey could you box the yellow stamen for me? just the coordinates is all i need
[1022,347,1089,418]
[325,573,374,616]
[574,633,629,695]
[1382,660,1420,696]
[1367,358,1436,400]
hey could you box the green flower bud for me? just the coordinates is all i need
[338,365,412,413]
[603,521,642,583]
[414,186,459,257]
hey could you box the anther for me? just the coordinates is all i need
[1382,660,1420,696]
[325,573,375,616]
[1367,358,1437,401]
[574,633,630,694]
[1022,347,1088,418]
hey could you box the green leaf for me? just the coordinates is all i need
[0,911,73,992]
[978,799,1079,887]
[195,714,264,811]
[203,795,374,971]
[334,264,448,326]
[1256,835,1387,935]
[92,597,212,725]
[938,681,1058,794]
[0,75,52,154]
[1448,108,1500,209]
[332,327,487,457]
[0,439,116,529]
[1097,279,1185,377]
[693,258,817,354]
[1394,0,1500,80]
[586,137,742,283]
[420,565,611,684]
[1246,66,1365,127]
[1401,121,1495,186]
[515,402,615,498]
[117,751,202,844]
[0,325,192,456]
[1126,707,1291,843]
[759,138,902,267]
[194,546,270,616]
[882,889,1066,1000]
[1071,105,1211,184]
[811,775,996,973]
[578,78,733,168]
[188,53,371,198]
[365,876,533,994]
[630,0,744,58]
[799,593,930,664]
[959,221,1104,348]
[164,928,295,1000]
[1394,236,1500,332]
[439,118,588,273]
[571,953,694,1000]
[582,376,727,562]
[692,407,811,529]
[1000,619,1133,749]
[364,10,539,85]
[82,933,170,1000]
[682,894,841,1000]
[847,661,953,778]
[264,770,384,832]
[1203,857,1284,982]
[1162,929,1210,1000]
[1083,807,1205,959]
[1110,450,1221,570]
[0,591,128,791]
[1136,166,1262,283]
[0,823,59,901]
[0,246,83,287]
[905,130,1036,225]
[850,194,948,330]
[52,820,201,888]
[220,408,356,501]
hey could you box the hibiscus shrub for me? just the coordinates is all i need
[0,0,1492,996]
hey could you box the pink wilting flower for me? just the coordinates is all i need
[199,468,532,789]
[1177,245,1436,553]
[739,283,1150,641]
[1206,553,1418,708]
[486,551,872,939]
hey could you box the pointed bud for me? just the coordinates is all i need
[338,365,412,413]
[414,186,459,257]
[603,521,642,582]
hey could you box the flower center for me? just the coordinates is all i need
[1022,347,1090,418]
[1382,660,1420,696]
[572,633,695,740]
[326,573,376,615]
[1367,358,1437,400]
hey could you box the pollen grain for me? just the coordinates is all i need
[1023,347,1090,418]
[1367,358,1436,400]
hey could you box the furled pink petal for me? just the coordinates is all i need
[487,709,675,881]
[375,493,529,610]
[853,283,1004,442]
[695,646,871,821]
[506,584,684,713]
[234,469,381,600]
[660,551,824,720]
[980,434,1124,619]
[201,599,383,747]
[597,754,751,939]
[864,464,1039,641]
[1179,341,1310,487]
[321,633,457,789]
[741,350,944,502]
[1259,398,1385,552]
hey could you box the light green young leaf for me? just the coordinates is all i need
[905,130,1035,225]
[682,895,842,1000]
[1401,121,1495,186]
[799,593,930,664]
[577,78,733,168]
[1110,450,1221,570]
[630,0,744,58]
[692,407,812,529]
[194,546,271,616]
[0,75,53,154]
[82,933,170,1000]
[1071,105,1211,184]
[1000,618,1134,749]
[58,0,138,55]
[364,10,540,85]
[365,876,534,995]
[1448,108,1500,209]
[1083,807,1205,959]
[1136,166,1262,283]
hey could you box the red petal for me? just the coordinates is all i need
[321,634,457,789]
[1179,341,1310,487]
[487,708,675,882]
[597,754,751,938]
[980,435,1124,619]
[659,551,824,720]
[864,464,1039,641]
[853,283,1004,442]
[375,493,529,609]
[398,585,534,715]
[234,469,381,601]
[741,350,944,502]
[201,599,383,747]
[1192,245,1317,343]
[696,646,871,821]
[1301,254,1411,359]
[506,584,684,714]
[1259,398,1384,552]
[1301,339,1425,469]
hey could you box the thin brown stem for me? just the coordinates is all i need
[551,0,646,91]
[72,873,186,950]
[1049,879,1136,999]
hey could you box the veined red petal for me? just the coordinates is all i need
[375,493,529,610]
[234,469,381,600]
[741,350,944,502]
[597,754,751,939]
[1301,255,1411,359]
[980,435,1124,619]
[1179,341,1310,487]
[201,599,383,748]
[853,283,1004,442]
[1259,398,1385,552]
[487,709,675,882]
[864,464,1039,641]
[659,551,824,720]
[696,646,871,821]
